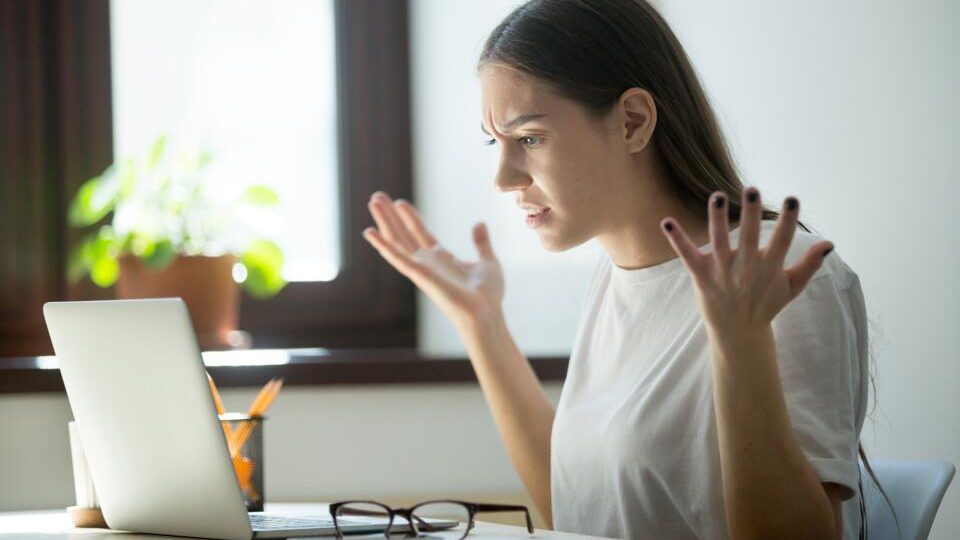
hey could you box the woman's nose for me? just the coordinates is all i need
[494,157,532,193]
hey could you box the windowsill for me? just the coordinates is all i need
[0,348,569,394]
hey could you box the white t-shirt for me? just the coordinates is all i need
[551,220,869,540]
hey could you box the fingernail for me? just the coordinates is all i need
[746,190,758,203]
[663,221,674,232]
[714,195,724,209]
[786,197,798,211]
[823,246,834,257]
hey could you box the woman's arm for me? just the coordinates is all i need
[710,326,839,540]
[458,311,557,528]
[361,192,555,526]
[660,187,840,539]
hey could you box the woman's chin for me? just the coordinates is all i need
[540,240,566,253]
[537,228,589,253]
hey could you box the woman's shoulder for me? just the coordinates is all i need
[759,220,858,288]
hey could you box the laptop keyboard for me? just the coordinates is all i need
[248,513,386,531]
[249,514,335,530]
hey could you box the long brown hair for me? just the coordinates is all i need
[479,1,896,537]
[478,0,809,232]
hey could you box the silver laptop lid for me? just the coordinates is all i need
[44,298,253,540]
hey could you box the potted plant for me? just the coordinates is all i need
[67,135,287,349]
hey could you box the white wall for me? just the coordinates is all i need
[0,384,563,511]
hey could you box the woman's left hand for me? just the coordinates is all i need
[660,187,834,343]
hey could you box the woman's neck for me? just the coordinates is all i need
[598,204,710,271]
[597,151,712,271]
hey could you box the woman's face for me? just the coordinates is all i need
[479,63,640,252]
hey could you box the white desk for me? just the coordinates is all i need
[0,503,613,539]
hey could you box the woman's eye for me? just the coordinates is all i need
[518,136,542,148]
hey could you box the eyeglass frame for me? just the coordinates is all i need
[328,499,534,538]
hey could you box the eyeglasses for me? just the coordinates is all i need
[329,499,534,539]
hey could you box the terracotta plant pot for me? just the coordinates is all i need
[116,255,239,350]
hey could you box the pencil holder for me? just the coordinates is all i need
[219,413,266,512]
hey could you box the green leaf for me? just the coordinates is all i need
[68,169,119,227]
[90,256,119,287]
[142,239,176,269]
[145,134,167,171]
[118,157,138,198]
[197,149,214,169]
[76,226,121,288]
[243,185,280,206]
[239,240,286,299]
[67,236,97,283]
[66,227,121,285]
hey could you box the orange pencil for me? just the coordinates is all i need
[246,378,279,416]
[207,373,234,440]
[253,378,284,416]
[231,378,284,453]
[210,374,250,497]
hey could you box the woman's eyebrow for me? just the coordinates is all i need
[481,114,548,135]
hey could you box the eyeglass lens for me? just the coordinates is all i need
[334,501,471,539]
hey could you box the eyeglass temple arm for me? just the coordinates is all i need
[471,504,534,533]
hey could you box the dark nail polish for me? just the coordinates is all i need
[786,197,798,211]
[746,191,758,203]
[664,221,674,232]
[714,196,724,209]
[823,246,834,257]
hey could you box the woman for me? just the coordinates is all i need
[363,1,870,538]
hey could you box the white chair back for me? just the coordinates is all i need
[861,459,955,540]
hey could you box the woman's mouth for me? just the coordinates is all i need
[525,207,551,228]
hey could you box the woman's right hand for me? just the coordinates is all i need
[363,191,505,330]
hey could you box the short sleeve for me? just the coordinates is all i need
[771,272,864,500]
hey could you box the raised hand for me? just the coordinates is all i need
[363,192,505,329]
[659,188,834,342]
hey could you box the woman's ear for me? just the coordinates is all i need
[618,88,657,153]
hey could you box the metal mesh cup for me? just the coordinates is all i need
[219,413,265,512]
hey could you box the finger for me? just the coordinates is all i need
[709,192,731,263]
[786,241,834,298]
[661,218,707,279]
[363,226,434,285]
[372,192,419,251]
[394,199,439,249]
[765,196,799,267]
[369,193,418,252]
[472,222,497,261]
[367,197,404,250]
[738,187,762,259]
[364,226,463,304]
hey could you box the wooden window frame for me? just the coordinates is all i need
[0,0,416,357]
[240,0,416,350]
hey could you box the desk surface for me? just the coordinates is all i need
[0,503,613,539]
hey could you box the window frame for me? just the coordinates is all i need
[0,0,416,357]
[238,0,416,350]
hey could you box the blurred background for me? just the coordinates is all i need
[1,0,957,536]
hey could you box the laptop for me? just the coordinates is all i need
[44,298,453,539]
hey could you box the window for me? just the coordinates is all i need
[111,0,342,282]
[0,0,415,357]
